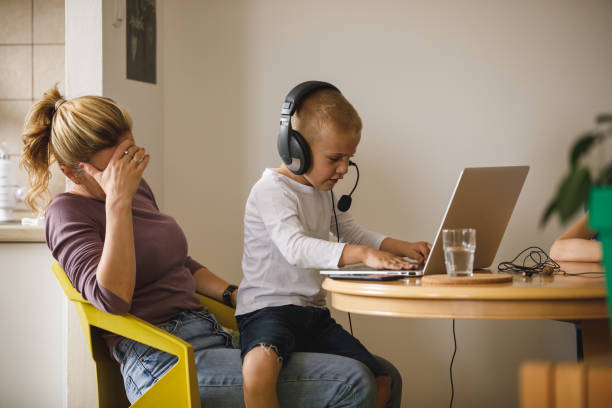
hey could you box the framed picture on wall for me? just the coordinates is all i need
[126,0,156,84]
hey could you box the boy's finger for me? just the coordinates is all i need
[400,262,417,270]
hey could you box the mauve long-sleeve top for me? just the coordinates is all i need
[45,179,204,348]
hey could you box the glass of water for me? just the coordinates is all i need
[442,228,476,277]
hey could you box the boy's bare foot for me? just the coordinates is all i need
[375,375,392,408]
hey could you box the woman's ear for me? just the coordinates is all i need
[59,164,83,185]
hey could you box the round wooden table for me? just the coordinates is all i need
[322,262,610,361]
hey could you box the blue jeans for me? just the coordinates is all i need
[113,310,402,407]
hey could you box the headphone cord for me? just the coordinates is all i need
[498,246,561,277]
[331,190,354,336]
[331,191,341,243]
[498,246,604,278]
[450,319,457,408]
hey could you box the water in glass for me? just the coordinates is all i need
[444,245,475,276]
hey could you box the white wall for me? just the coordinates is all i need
[0,244,64,408]
[162,0,247,275]
[163,1,612,407]
[102,0,164,202]
[64,2,104,406]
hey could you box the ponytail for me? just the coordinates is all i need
[21,85,63,213]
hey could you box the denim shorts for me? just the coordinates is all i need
[236,304,385,377]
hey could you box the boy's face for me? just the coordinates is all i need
[303,126,360,191]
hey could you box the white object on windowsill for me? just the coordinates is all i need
[0,144,19,222]
[21,216,44,227]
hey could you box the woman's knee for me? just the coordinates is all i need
[277,352,377,407]
[335,357,378,407]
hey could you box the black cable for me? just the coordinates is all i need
[331,190,354,336]
[348,160,359,196]
[498,246,604,278]
[561,271,605,278]
[331,191,341,243]
[450,319,456,408]
[498,246,561,277]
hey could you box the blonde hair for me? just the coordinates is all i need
[21,84,132,213]
[291,88,362,143]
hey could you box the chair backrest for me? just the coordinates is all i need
[52,262,207,408]
[197,293,238,331]
[520,361,612,408]
[52,262,133,407]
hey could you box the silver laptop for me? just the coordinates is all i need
[321,166,529,277]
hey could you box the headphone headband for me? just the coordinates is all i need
[278,81,340,175]
[281,81,340,116]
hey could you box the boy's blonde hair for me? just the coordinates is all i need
[21,84,132,213]
[291,88,362,143]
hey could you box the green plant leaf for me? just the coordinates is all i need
[556,167,592,223]
[595,161,612,186]
[540,198,557,227]
[569,132,602,168]
[596,113,612,124]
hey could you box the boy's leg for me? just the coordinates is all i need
[236,306,299,408]
[243,345,282,408]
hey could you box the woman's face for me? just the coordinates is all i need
[68,131,134,200]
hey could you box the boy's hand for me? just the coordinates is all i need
[362,248,419,270]
[402,241,432,264]
[380,238,432,264]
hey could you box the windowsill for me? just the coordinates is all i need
[0,209,45,243]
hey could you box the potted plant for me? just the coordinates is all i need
[542,113,612,328]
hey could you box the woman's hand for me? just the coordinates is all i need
[79,138,149,205]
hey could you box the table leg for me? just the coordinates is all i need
[581,319,612,361]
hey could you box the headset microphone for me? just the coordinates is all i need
[337,161,359,212]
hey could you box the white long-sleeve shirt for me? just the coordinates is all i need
[236,169,386,316]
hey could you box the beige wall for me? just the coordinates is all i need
[163,1,612,407]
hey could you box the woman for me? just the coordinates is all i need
[21,86,402,407]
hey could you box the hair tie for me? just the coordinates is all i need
[54,99,66,112]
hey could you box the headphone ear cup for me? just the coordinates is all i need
[287,130,311,175]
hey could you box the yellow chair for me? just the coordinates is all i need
[52,262,238,408]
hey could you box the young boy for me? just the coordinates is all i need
[236,82,431,408]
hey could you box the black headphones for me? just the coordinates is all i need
[277,81,340,175]
[277,80,359,212]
